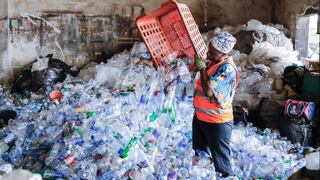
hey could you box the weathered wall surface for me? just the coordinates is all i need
[204,0,273,30]
[142,0,273,32]
[8,13,139,70]
[0,0,10,83]
[0,0,7,18]
[1,0,274,83]
[275,0,319,39]
[6,0,145,82]
[8,0,148,18]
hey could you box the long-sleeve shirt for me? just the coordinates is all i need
[207,63,237,109]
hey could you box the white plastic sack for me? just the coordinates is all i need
[253,64,271,76]
[0,169,42,180]
[0,163,13,174]
[130,42,148,58]
[305,151,320,170]
[77,62,98,82]
[249,41,301,75]
[246,19,281,35]
[95,65,122,89]
[107,51,131,70]
[242,72,263,86]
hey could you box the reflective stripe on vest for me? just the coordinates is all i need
[195,107,233,114]
[193,58,238,123]
[195,110,234,124]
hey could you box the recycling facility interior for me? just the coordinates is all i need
[0,0,318,83]
[1,0,320,157]
[0,0,320,179]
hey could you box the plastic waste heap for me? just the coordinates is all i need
[0,47,306,179]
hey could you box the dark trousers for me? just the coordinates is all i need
[192,115,233,177]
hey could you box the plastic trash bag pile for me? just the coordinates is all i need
[203,19,302,109]
[10,54,79,96]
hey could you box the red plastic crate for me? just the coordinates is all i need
[136,0,207,70]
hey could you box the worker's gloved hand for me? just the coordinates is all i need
[195,56,206,70]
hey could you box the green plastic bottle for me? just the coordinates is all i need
[120,136,139,158]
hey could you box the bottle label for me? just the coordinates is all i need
[74,137,84,145]
[139,160,149,168]
[44,170,64,179]
[4,133,15,143]
[0,142,9,153]
[64,155,76,166]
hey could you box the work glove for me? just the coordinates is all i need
[195,56,206,70]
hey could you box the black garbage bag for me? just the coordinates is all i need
[258,98,283,129]
[288,166,320,180]
[0,109,17,128]
[283,65,307,93]
[278,116,315,146]
[10,62,34,94]
[11,54,79,94]
[233,105,267,130]
[233,106,249,126]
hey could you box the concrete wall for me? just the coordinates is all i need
[6,0,146,83]
[0,0,10,83]
[0,0,7,18]
[141,0,273,31]
[1,0,274,83]
[6,0,274,25]
[204,0,273,31]
[8,0,150,18]
[275,0,319,39]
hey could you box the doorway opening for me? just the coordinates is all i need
[296,14,319,61]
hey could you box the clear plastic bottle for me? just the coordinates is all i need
[165,68,179,83]
[177,61,191,83]
[33,169,64,179]
[77,163,97,180]
[165,51,178,65]
[136,148,154,176]
[114,161,133,178]
[175,82,185,101]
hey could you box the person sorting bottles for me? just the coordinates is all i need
[193,31,238,178]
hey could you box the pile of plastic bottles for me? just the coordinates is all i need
[231,124,305,179]
[0,56,305,179]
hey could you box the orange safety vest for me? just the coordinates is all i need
[194,58,239,123]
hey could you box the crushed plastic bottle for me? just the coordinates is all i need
[165,51,179,65]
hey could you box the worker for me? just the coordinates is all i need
[193,31,238,177]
